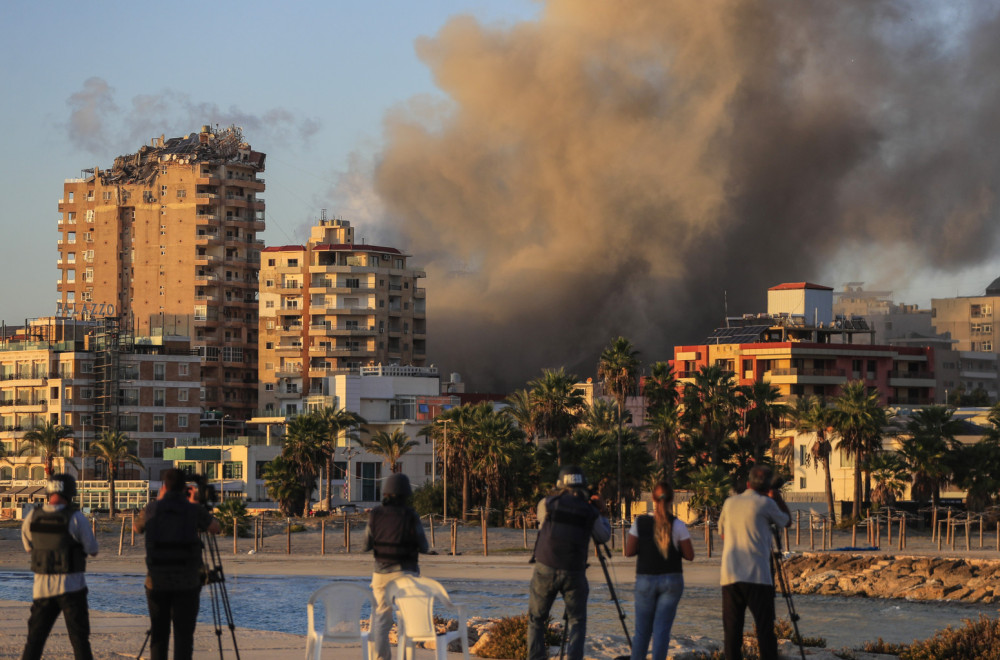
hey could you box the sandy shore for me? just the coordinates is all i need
[1,517,998,659]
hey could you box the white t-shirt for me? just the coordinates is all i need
[628,515,691,550]
[718,489,790,586]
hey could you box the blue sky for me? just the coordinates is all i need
[0,0,539,323]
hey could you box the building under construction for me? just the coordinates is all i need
[56,126,265,420]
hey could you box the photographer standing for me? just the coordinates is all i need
[718,465,791,660]
[21,474,99,660]
[364,473,430,660]
[527,465,611,660]
[134,469,220,660]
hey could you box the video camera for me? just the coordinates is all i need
[186,473,218,509]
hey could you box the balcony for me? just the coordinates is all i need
[888,371,936,388]
[277,307,303,316]
[275,367,302,378]
[277,325,304,336]
[275,343,303,353]
[767,368,847,385]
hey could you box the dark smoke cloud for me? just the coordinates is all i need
[64,77,322,156]
[364,0,1000,392]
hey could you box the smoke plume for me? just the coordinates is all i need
[64,77,321,157]
[365,0,1000,391]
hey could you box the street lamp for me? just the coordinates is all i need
[219,414,230,502]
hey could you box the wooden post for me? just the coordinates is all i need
[886,512,892,546]
[783,525,790,552]
[286,518,291,555]
[481,509,488,557]
[931,507,938,543]
[951,520,957,551]
[451,520,457,556]
[851,520,857,547]
[966,519,971,552]
[876,515,881,548]
[130,513,135,546]
[996,521,999,552]
[979,516,984,549]
[522,514,528,550]
[233,518,238,555]
[343,512,349,549]
[91,516,96,537]
[809,514,815,550]
[937,521,943,551]
[704,519,711,559]
[709,517,714,557]
[621,522,627,557]
[946,510,953,545]
[428,515,435,549]
[899,515,905,551]
[821,517,828,551]
[795,510,801,546]
[118,517,125,556]
[321,519,326,555]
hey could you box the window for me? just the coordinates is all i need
[256,461,270,479]
[357,462,382,502]
[153,441,164,459]
[153,415,165,432]
[67,252,76,263]
[67,212,76,223]
[799,477,807,489]
[267,259,275,267]
[119,389,139,406]
[67,232,76,244]
[178,389,189,402]
[177,189,187,198]
[154,363,166,381]
[66,269,75,283]
[102,191,112,201]
[179,363,189,376]
[223,462,243,479]
[118,415,139,432]
[345,278,360,288]
[178,414,188,428]
[264,383,274,391]
[265,300,274,308]
[287,259,298,267]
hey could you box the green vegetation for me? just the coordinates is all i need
[900,615,1000,660]
[474,614,561,660]
[214,499,251,538]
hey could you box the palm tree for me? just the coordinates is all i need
[897,406,963,509]
[680,364,740,466]
[87,429,143,517]
[528,368,584,464]
[579,398,622,433]
[867,451,908,509]
[263,455,304,517]
[645,407,680,487]
[598,336,640,519]
[791,396,837,523]
[684,465,731,521]
[504,389,538,444]
[19,420,76,477]
[363,429,418,473]
[642,361,680,415]
[315,407,366,511]
[739,379,790,463]
[466,407,524,526]
[832,381,887,519]
[281,414,328,515]
[951,438,1000,512]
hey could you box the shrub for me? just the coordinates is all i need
[214,499,251,538]
[774,618,826,647]
[474,614,561,659]
[861,637,907,655]
[412,481,460,518]
[900,615,1000,660]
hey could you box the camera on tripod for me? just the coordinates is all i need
[187,473,219,509]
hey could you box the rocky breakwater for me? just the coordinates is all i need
[784,553,1000,603]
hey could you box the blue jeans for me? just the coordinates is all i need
[631,573,684,660]
[527,564,589,660]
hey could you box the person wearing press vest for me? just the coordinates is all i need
[625,481,694,660]
[134,468,220,660]
[718,465,791,660]
[20,473,99,660]
[527,465,611,660]
[364,473,430,660]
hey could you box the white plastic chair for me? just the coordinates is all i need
[386,575,470,660]
[305,582,375,660]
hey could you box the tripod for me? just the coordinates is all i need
[770,524,805,660]
[559,541,631,660]
[136,533,240,660]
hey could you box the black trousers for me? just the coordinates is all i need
[146,588,202,660]
[722,582,778,660]
[22,587,94,660]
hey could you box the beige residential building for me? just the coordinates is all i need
[0,318,201,513]
[258,217,426,415]
[931,280,1000,354]
[56,126,265,420]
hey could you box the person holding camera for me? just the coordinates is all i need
[134,468,220,660]
[718,465,791,660]
[527,465,611,660]
[364,473,430,660]
[625,481,694,660]
[21,474,99,660]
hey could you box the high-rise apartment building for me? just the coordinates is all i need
[57,126,265,420]
[931,279,1000,354]
[258,217,426,416]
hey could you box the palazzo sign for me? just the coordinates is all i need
[55,302,116,319]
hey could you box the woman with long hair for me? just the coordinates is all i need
[625,481,695,660]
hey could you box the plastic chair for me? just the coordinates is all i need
[386,575,470,660]
[305,582,375,660]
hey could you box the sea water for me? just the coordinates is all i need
[1,571,996,649]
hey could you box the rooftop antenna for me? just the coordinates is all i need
[724,290,729,327]
[321,208,327,222]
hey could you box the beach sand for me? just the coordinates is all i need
[0,516,996,658]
